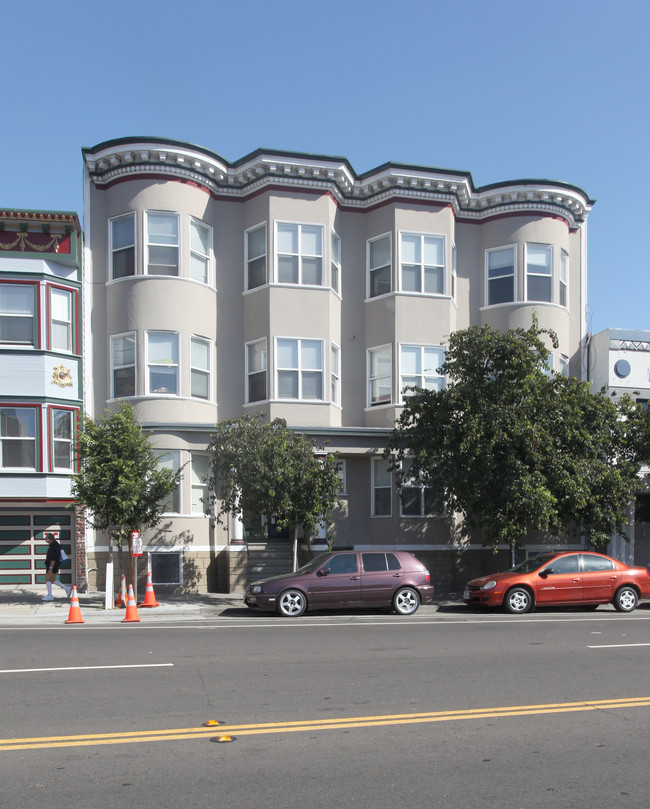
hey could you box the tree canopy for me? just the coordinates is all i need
[71,402,181,562]
[386,318,646,550]
[206,413,341,569]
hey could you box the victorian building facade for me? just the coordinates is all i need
[82,137,593,593]
[0,209,85,589]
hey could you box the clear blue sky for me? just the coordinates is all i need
[2,0,647,336]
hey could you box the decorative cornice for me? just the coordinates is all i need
[82,138,593,228]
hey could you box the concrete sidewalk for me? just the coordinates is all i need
[0,586,245,624]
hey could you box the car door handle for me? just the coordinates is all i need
[350,576,359,580]
[393,573,401,577]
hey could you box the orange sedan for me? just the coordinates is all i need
[463,551,650,614]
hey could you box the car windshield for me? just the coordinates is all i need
[293,553,335,574]
[507,554,556,574]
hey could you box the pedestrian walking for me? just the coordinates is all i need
[42,533,71,601]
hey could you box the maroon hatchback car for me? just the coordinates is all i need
[244,549,434,616]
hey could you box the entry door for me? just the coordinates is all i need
[535,554,581,604]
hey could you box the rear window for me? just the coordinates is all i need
[582,554,615,572]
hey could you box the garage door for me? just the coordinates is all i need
[0,512,73,586]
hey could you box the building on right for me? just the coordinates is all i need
[587,328,650,568]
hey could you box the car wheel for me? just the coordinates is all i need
[504,587,532,614]
[393,587,420,615]
[277,589,307,617]
[613,586,638,613]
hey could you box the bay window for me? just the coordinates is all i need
[400,233,445,294]
[331,231,341,294]
[372,457,392,516]
[276,223,323,285]
[276,338,324,400]
[560,249,569,308]
[146,212,179,275]
[154,450,181,513]
[147,332,179,395]
[190,336,211,400]
[246,339,267,403]
[0,283,35,345]
[368,345,392,406]
[1,407,37,469]
[400,345,445,399]
[50,287,73,352]
[246,224,267,290]
[191,453,211,515]
[526,243,553,302]
[110,213,135,279]
[486,246,515,305]
[189,218,211,284]
[368,234,391,298]
[110,333,136,398]
[51,408,73,471]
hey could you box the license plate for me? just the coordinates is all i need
[463,589,470,600]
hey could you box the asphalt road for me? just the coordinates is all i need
[2,604,650,809]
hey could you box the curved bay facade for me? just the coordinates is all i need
[83,138,593,593]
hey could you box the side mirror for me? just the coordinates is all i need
[539,569,550,578]
[318,567,331,577]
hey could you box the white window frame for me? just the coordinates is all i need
[275,338,324,401]
[559,249,569,308]
[559,354,569,377]
[399,232,446,295]
[367,233,392,298]
[146,331,180,396]
[190,335,212,400]
[189,218,212,285]
[367,345,392,407]
[153,449,182,514]
[190,452,211,515]
[399,344,445,402]
[0,406,37,470]
[49,286,73,353]
[109,212,136,280]
[400,458,436,517]
[451,243,457,303]
[335,459,347,496]
[371,457,392,517]
[245,223,267,291]
[146,211,180,276]
[275,222,324,286]
[331,230,341,295]
[0,282,36,346]
[246,338,268,403]
[331,342,341,406]
[525,243,553,303]
[51,407,74,472]
[110,332,136,399]
[485,245,516,306]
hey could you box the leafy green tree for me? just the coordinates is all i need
[206,413,341,570]
[71,402,181,587]
[386,318,646,551]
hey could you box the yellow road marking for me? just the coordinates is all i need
[2,697,650,751]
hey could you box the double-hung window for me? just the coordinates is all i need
[190,453,211,515]
[367,235,391,298]
[147,332,179,395]
[400,345,445,400]
[276,338,323,400]
[559,354,569,377]
[190,218,211,284]
[154,449,181,513]
[368,346,392,406]
[246,339,267,403]
[400,233,445,294]
[451,244,457,302]
[486,246,515,305]
[50,287,73,352]
[276,223,323,285]
[190,336,211,400]
[1,407,37,469]
[246,224,267,290]
[146,212,179,275]
[400,458,435,517]
[110,333,136,398]
[331,231,341,294]
[372,457,392,516]
[526,243,552,302]
[559,250,568,308]
[51,408,73,471]
[0,283,35,345]
[110,213,135,279]
[331,343,341,406]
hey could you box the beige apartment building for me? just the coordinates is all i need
[82,137,593,594]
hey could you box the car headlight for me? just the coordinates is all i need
[251,585,262,594]
[480,580,497,590]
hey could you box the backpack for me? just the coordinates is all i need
[59,548,68,563]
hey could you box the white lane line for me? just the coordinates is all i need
[0,663,174,674]
[587,643,650,649]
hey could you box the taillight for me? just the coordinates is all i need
[425,573,430,582]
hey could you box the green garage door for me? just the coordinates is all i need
[0,513,73,586]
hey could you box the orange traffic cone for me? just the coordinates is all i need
[115,575,126,608]
[122,584,141,623]
[139,571,160,608]
[65,586,85,624]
